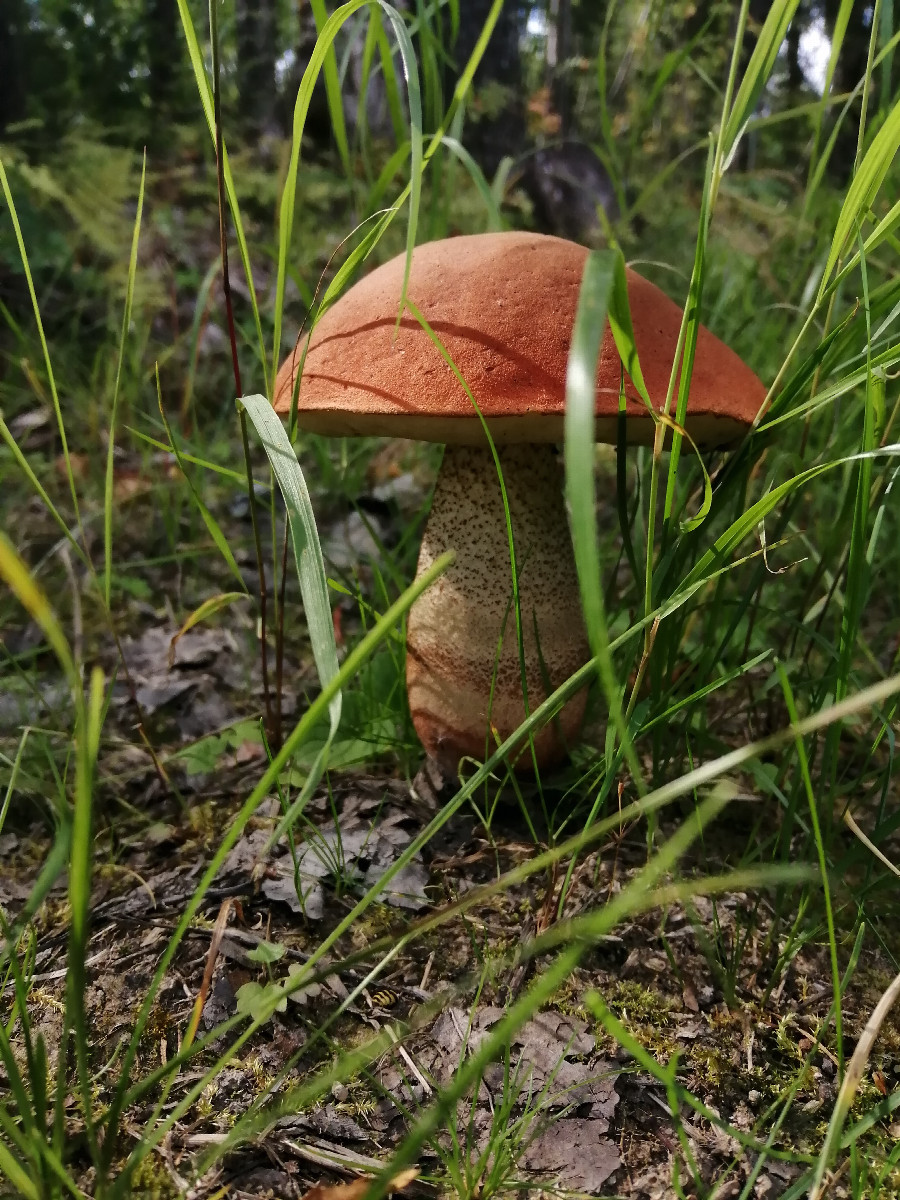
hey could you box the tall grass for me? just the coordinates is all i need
[1,0,900,1195]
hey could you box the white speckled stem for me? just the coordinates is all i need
[406,443,590,772]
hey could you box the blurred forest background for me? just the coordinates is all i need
[1,0,894,424]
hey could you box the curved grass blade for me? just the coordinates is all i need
[809,969,900,1200]
[0,158,85,547]
[721,0,801,165]
[439,136,504,229]
[0,415,92,572]
[318,0,503,317]
[273,0,423,379]
[679,445,900,594]
[564,249,643,787]
[820,100,900,295]
[238,394,341,747]
[168,594,249,668]
[102,553,454,1196]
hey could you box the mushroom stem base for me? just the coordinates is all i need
[406,443,590,773]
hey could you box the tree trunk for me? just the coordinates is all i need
[785,2,805,94]
[0,0,26,136]
[235,0,278,134]
[451,0,527,176]
[146,0,183,125]
[547,0,573,135]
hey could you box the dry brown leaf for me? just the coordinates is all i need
[301,1168,418,1200]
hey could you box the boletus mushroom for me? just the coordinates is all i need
[274,232,765,773]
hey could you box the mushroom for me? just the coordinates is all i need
[274,231,765,772]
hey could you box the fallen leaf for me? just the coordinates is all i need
[523,1118,620,1192]
[168,592,249,667]
[301,1167,418,1200]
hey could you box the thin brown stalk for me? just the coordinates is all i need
[208,0,273,738]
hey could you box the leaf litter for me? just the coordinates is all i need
[3,488,900,1198]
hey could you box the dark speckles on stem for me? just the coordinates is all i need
[406,443,590,771]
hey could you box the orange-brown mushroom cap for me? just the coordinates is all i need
[273,232,767,773]
[273,231,766,445]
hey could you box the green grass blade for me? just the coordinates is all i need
[238,393,341,743]
[373,10,409,147]
[101,553,454,1191]
[67,667,106,1172]
[0,416,92,572]
[0,536,79,694]
[776,664,843,1070]
[0,729,29,838]
[309,0,352,179]
[679,446,900,594]
[607,253,653,409]
[566,249,615,660]
[565,249,643,787]
[802,29,900,221]
[438,136,503,229]
[835,194,900,282]
[0,1137,39,1200]
[103,152,145,606]
[125,427,252,487]
[819,247,882,815]
[722,0,801,162]
[374,1,423,324]
[174,0,267,387]
[155,378,249,593]
[662,138,715,527]
[806,0,855,190]
[413,0,444,131]
[273,0,423,384]
[0,158,85,546]
[821,101,900,293]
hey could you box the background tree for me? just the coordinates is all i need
[451,0,529,175]
[235,0,279,135]
[0,0,27,137]
[146,0,191,135]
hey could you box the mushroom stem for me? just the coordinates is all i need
[406,443,590,772]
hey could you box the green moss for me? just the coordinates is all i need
[128,1153,180,1200]
[606,980,676,1026]
[594,981,679,1058]
[350,903,408,947]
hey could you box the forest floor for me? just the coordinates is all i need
[2,438,900,1200]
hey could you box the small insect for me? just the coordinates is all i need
[366,987,400,1009]
[872,1069,888,1097]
